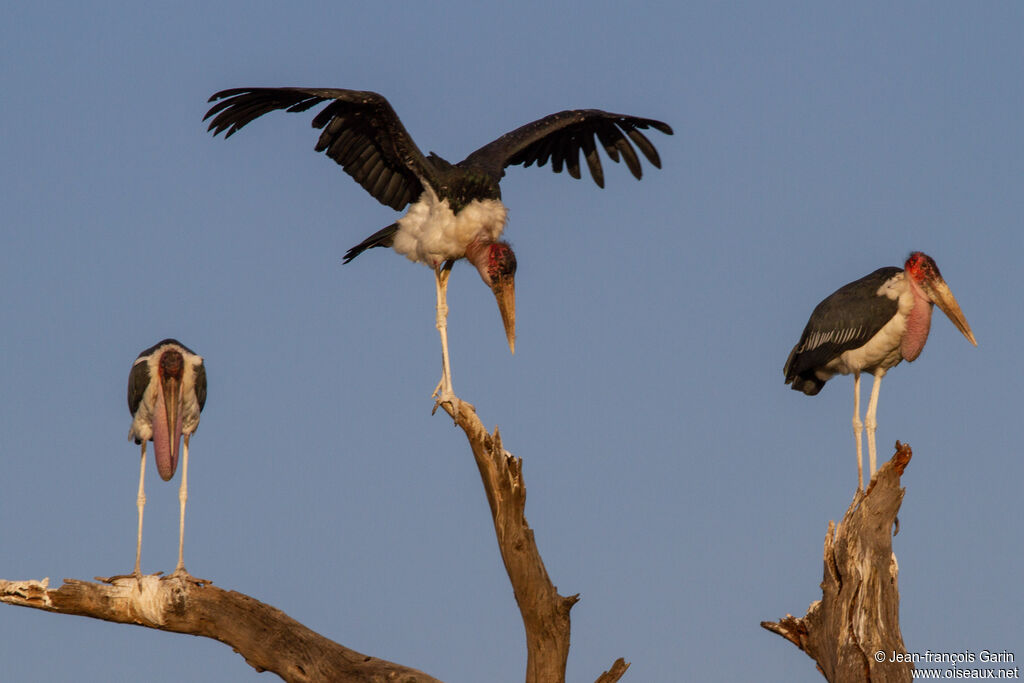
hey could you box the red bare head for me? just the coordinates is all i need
[485,242,517,286]
[904,251,976,347]
[159,349,184,380]
[904,252,941,284]
[466,240,517,354]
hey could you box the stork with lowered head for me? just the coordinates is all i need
[127,339,206,577]
[205,86,672,407]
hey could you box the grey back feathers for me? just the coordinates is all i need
[784,267,902,394]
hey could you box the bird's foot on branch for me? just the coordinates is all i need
[431,380,462,419]
[164,566,211,586]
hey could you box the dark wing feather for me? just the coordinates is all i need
[784,267,903,390]
[205,87,432,211]
[127,359,150,416]
[579,135,602,186]
[460,110,673,188]
[563,136,582,179]
[193,361,207,412]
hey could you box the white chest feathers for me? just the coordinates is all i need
[391,190,508,267]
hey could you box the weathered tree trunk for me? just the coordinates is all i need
[761,442,914,683]
[1,396,627,683]
[438,398,628,683]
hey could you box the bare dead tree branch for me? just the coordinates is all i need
[438,398,628,683]
[761,441,914,683]
[594,657,631,683]
[0,575,441,683]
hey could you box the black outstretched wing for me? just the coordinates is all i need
[461,110,673,188]
[205,87,431,211]
[784,267,903,389]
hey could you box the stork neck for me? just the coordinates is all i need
[901,278,934,362]
[463,238,488,270]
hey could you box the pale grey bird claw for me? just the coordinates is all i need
[164,567,211,586]
[432,391,461,419]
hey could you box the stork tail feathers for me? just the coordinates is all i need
[343,223,398,264]
[787,372,826,396]
[784,346,826,395]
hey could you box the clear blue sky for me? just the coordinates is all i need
[2,2,1021,681]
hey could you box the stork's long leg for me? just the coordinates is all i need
[852,371,864,491]
[865,369,884,482]
[173,434,190,576]
[134,442,147,576]
[432,261,458,409]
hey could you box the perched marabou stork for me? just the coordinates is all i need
[204,87,672,405]
[127,339,207,577]
[784,252,976,490]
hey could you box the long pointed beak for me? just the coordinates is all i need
[492,274,516,354]
[154,376,183,481]
[926,278,977,346]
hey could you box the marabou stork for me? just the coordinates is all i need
[127,339,207,577]
[784,252,976,490]
[204,87,672,405]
